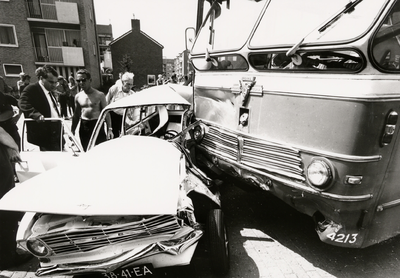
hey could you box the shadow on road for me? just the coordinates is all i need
[219,182,400,278]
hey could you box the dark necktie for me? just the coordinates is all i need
[49,92,60,117]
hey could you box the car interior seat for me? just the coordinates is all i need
[150,105,169,136]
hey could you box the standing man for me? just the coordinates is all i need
[71,69,113,151]
[19,65,62,151]
[0,74,13,96]
[0,76,21,149]
[105,72,135,138]
[156,74,164,86]
[0,126,31,269]
[56,75,70,119]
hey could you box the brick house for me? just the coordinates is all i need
[109,19,163,90]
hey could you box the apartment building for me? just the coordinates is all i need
[97,23,112,71]
[174,50,191,81]
[0,0,101,89]
[163,58,175,80]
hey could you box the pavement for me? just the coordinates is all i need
[0,260,60,278]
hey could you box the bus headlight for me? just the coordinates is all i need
[27,238,49,257]
[307,158,333,190]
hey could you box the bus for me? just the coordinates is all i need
[186,0,400,248]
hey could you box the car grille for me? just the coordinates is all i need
[38,215,181,255]
[201,125,304,181]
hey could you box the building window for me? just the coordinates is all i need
[0,24,18,47]
[147,75,155,85]
[3,64,23,77]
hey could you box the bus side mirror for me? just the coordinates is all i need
[185,27,196,51]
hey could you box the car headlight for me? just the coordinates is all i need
[307,158,333,190]
[193,125,205,144]
[27,238,50,257]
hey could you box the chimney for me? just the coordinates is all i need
[131,19,140,33]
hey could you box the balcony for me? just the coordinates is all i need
[26,0,79,24]
[35,46,84,66]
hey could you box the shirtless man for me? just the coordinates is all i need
[71,69,113,151]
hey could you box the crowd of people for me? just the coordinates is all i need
[156,71,193,86]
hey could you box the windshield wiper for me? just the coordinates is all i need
[200,1,221,47]
[319,0,364,32]
[286,0,364,57]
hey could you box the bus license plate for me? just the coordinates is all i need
[102,264,154,278]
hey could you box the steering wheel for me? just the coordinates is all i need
[164,130,179,139]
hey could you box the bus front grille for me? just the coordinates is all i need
[201,126,304,181]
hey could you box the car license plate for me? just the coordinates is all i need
[101,264,154,278]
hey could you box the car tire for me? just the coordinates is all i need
[207,208,230,276]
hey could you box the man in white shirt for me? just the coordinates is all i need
[106,72,135,138]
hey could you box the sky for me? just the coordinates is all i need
[93,0,199,59]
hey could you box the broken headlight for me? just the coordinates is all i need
[27,237,50,257]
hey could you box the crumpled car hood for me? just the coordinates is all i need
[0,136,182,215]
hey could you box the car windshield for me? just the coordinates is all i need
[191,0,389,54]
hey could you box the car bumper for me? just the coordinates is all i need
[35,229,203,276]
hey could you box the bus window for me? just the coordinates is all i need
[249,50,363,72]
[371,2,400,71]
[191,54,248,71]
[192,0,266,54]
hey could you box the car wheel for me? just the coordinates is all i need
[207,209,230,276]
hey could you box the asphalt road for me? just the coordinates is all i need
[178,181,400,278]
[216,183,400,278]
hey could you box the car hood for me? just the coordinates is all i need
[0,136,183,216]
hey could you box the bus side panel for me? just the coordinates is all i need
[362,125,400,247]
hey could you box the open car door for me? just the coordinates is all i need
[17,118,83,182]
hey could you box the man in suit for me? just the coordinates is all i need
[19,65,62,151]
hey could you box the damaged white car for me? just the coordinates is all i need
[0,85,229,276]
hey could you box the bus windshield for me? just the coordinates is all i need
[191,0,267,54]
[192,0,389,54]
[251,0,388,48]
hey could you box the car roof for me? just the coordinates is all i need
[105,84,191,110]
